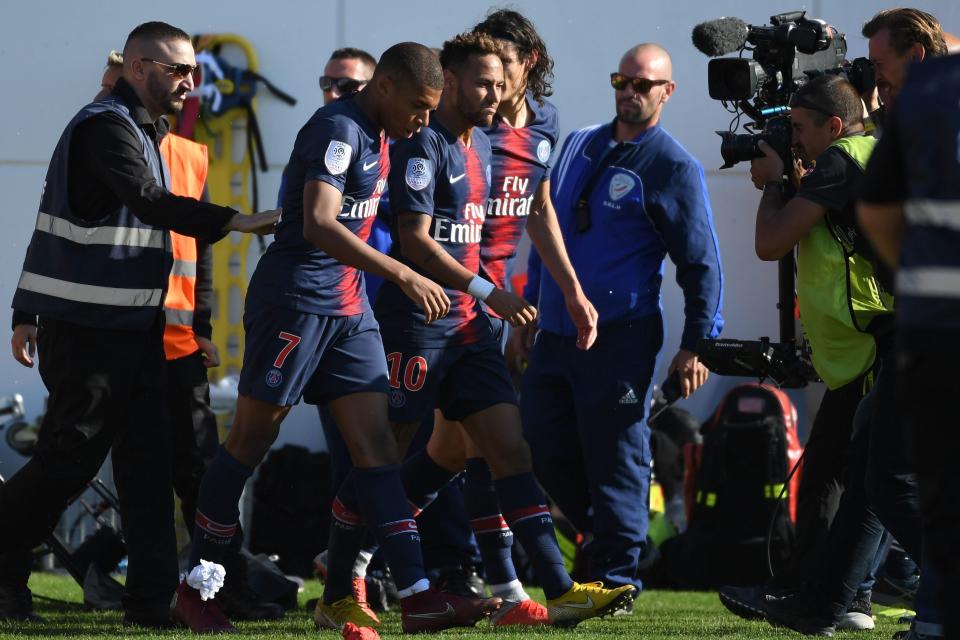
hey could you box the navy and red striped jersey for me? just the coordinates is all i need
[375,116,493,347]
[480,95,559,305]
[248,97,389,316]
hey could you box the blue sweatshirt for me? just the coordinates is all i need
[525,121,723,350]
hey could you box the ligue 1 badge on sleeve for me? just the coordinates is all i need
[325,140,352,175]
[537,139,551,163]
[405,157,432,191]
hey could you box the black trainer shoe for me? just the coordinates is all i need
[893,627,943,640]
[217,580,285,621]
[365,568,396,613]
[463,564,486,599]
[435,565,485,599]
[718,584,783,620]
[764,593,836,637]
[0,583,42,623]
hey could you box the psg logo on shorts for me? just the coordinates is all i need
[389,389,406,408]
[537,140,551,163]
[325,140,352,175]
[405,157,432,191]
[265,368,283,388]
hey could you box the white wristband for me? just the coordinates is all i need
[467,275,496,301]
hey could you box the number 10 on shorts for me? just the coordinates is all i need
[386,352,428,392]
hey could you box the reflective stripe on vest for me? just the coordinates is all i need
[906,199,960,231]
[36,212,166,248]
[160,134,208,360]
[897,267,960,298]
[18,271,164,307]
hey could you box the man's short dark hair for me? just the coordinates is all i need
[329,47,377,70]
[375,42,443,90]
[793,75,864,129]
[439,32,501,74]
[862,8,948,58]
[124,21,190,53]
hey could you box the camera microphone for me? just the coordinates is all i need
[692,17,749,57]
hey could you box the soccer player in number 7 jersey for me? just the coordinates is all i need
[325,31,635,631]
[173,43,501,635]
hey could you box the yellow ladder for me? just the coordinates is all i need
[192,34,260,382]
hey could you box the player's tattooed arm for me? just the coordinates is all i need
[423,250,445,266]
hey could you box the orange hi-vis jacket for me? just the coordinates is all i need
[159,134,209,360]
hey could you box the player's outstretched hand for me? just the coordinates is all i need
[487,289,538,328]
[224,209,281,235]
[400,272,450,324]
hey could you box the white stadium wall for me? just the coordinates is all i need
[1,0,957,477]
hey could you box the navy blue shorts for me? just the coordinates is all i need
[381,333,517,424]
[238,307,389,407]
[487,315,508,354]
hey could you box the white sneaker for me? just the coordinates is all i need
[837,610,875,631]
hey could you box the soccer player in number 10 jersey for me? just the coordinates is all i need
[423,9,609,627]
[326,31,636,630]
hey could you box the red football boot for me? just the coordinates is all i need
[489,598,550,626]
[170,581,236,633]
[353,576,381,625]
[400,587,501,633]
[342,622,381,640]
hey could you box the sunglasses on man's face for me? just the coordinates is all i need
[320,76,366,93]
[610,73,670,94]
[141,57,200,81]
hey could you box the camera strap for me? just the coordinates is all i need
[574,136,642,232]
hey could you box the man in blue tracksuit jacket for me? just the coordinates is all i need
[519,43,723,596]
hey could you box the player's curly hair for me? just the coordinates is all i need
[862,8,947,58]
[439,32,501,74]
[472,9,554,104]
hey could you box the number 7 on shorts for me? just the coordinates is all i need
[274,331,301,368]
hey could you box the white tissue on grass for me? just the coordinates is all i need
[186,560,226,601]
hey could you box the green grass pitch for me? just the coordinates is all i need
[0,573,907,639]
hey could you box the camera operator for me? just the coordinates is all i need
[733,75,897,634]
[858,51,960,640]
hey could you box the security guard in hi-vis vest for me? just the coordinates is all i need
[94,53,281,622]
[1,21,278,626]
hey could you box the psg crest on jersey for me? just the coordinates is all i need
[405,157,432,191]
[325,140,352,175]
[609,173,636,201]
[537,139,551,163]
